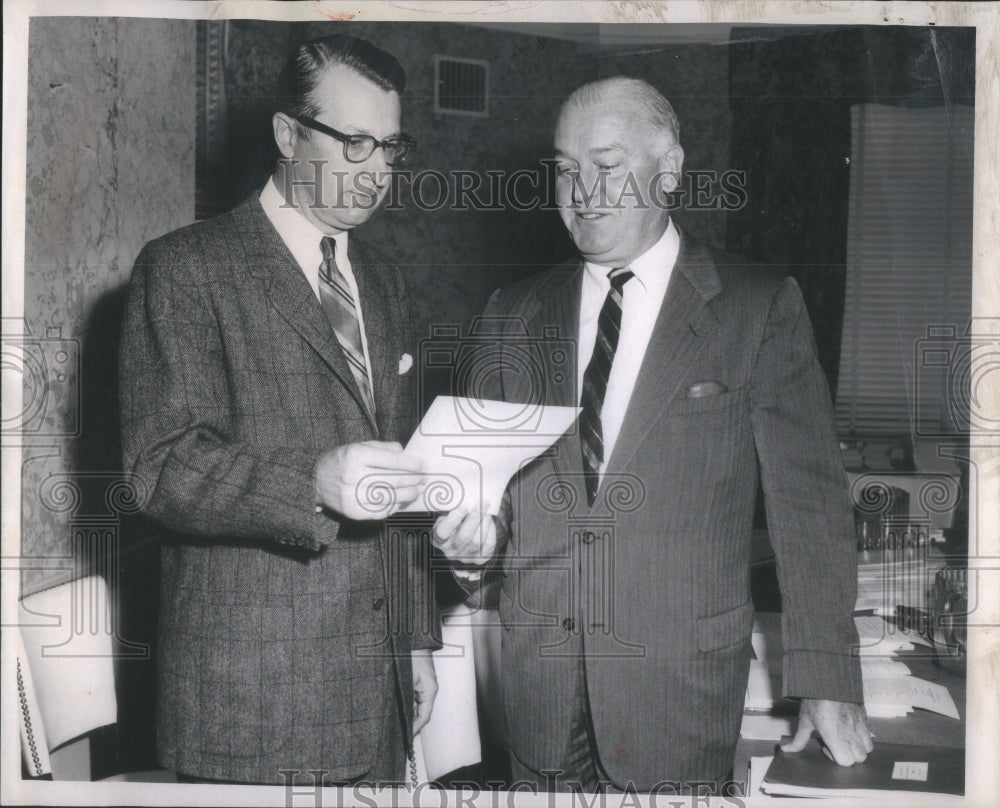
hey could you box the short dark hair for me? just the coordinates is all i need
[275,33,406,118]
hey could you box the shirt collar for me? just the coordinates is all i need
[583,219,680,292]
[259,177,348,276]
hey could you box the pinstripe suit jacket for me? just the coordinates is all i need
[483,232,863,788]
[119,194,434,783]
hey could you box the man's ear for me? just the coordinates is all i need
[272,112,297,159]
[658,144,685,194]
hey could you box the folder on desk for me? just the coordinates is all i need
[760,739,964,797]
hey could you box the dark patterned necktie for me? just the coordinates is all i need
[319,237,376,422]
[580,268,634,506]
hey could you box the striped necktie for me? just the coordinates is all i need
[319,237,376,422]
[580,267,634,506]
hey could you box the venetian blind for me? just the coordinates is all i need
[835,103,974,438]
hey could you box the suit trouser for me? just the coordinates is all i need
[506,657,737,795]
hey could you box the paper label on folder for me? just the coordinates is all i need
[892,761,929,782]
[402,396,580,514]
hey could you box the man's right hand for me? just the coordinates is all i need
[432,508,497,566]
[316,441,425,521]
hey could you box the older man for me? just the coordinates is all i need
[120,34,438,784]
[435,76,871,792]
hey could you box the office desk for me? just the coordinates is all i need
[734,633,966,789]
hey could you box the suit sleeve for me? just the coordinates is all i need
[119,238,329,553]
[748,277,863,704]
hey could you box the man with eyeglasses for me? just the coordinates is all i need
[120,34,438,785]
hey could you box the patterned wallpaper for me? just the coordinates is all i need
[20,17,195,592]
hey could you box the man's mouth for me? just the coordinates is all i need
[577,212,607,220]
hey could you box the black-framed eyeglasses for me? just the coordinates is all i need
[294,115,416,166]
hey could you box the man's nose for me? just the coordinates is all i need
[568,169,597,206]
[572,167,608,208]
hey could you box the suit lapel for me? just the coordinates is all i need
[235,197,378,433]
[514,262,585,484]
[351,238,397,439]
[512,262,582,408]
[604,232,722,477]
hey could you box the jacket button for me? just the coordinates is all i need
[372,598,384,611]
[562,617,575,631]
[582,530,596,544]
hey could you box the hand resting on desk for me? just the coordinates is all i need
[782,698,873,765]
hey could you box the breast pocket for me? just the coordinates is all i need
[666,385,747,417]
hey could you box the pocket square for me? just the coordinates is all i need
[686,380,728,398]
[398,353,413,375]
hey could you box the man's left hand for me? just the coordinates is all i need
[782,698,873,765]
[411,650,438,737]
[432,508,497,566]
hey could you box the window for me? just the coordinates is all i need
[835,103,974,438]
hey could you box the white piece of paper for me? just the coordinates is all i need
[740,714,794,741]
[402,396,580,514]
[861,658,912,676]
[854,550,946,613]
[747,756,776,800]
[414,604,482,780]
[745,659,782,711]
[855,615,932,651]
[865,703,914,718]
[863,674,960,720]
[857,640,915,655]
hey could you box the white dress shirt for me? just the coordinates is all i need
[259,178,376,405]
[577,220,680,477]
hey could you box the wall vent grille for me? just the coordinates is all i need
[434,55,489,117]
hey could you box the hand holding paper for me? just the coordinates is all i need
[315,440,426,520]
[432,508,497,566]
[402,396,580,515]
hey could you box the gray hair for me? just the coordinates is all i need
[562,77,680,148]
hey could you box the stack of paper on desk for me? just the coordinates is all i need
[743,615,958,730]
[862,672,960,719]
[855,546,947,613]
[854,614,932,655]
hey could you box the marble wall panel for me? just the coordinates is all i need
[21,17,195,593]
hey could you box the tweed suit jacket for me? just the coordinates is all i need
[119,194,435,783]
[481,232,863,789]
